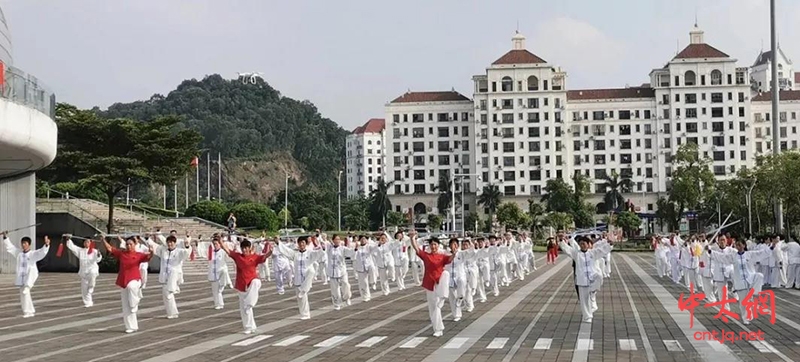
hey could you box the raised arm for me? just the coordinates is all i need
[30,236,51,262]
[65,236,80,256]
[2,231,18,257]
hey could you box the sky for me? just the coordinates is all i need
[2,0,799,131]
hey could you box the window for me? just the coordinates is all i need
[686,108,697,118]
[685,71,696,86]
[620,125,631,135]
[686,94,697,104]
[527,76,539,91]
[504,185,516,196]
[592,111,605,120]
[686,123,698,133]
[501,76,513,91]
[619,110,631,120]
[710,70,722,85]
[711,108,723,118]
[711,93,723,103]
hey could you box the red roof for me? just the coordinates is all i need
[752,90,800,102]
[353,118,385,134]
[674,43,729,60]
[390,91,470,104]
[492,49,547,65]
[567,87,655,101]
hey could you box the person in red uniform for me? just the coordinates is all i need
[546,237,558,264]
[409,231,456,337]
[101,235,153,333]
[220,237,272,334]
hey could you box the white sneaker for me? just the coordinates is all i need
[454,317,461,322]
[333,305,341,311]
[300,316,310,320]
[583,318,592,323]
[167,315,178,319]
[433,331,443,337]
[244,329,253,335]
[22,313,34,318]
[346,299,352,306]
[125,329,135,334]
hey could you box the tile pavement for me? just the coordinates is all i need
[0,253,799,361]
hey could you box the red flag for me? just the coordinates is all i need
[56,242,64,257]
[190,156,199,167]
[208,245,213,260]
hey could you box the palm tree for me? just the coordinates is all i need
[369,177,394,229]
[433,174,455,216]
[601,171,633,212]
[527,199,545,238]
[478,184,502,231]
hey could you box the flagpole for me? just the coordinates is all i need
[218,152,222,201]
[195,157,199,202]
[206,152,211,200]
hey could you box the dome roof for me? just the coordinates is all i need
[0,5,12,66]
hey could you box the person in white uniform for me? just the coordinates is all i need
[474,237,490,303]
[65,234,102,307]
[207,237,233,309]
[781,238,800,289]
[2,232,51,318]
[255,235,271,282]
[707,238,779,324]
[392,231,410,290]
[148,235,192,319]
[559,235,612,323]
[351,235,375,302]
[135,235,151,289]
[323,234,353,310]
[446,238,468,321]
[279,236,326,320]
[271,237,293,295]
[373,234,396,296]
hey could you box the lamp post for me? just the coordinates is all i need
[451,172,480,233]
[770,0,783,234]
[746,178,757,235]
[338,170,343,231]
[284,172,289,237]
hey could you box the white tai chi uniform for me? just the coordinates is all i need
[279,243,325,320]
[680,241,700,291]
[447,250,468,321]
[781,241,800,289]
[409,243,423,286]
[768,240,787,288]
[709,246,778,324]
[149,240,191,318]
[667,238,683,284]
[352,243,375,302]
[655,239,670,278]
[706,244,735,303]
[66,239,102,307]
[325,244,353,310]
[488,243,505,296]
[559,239,611,322]
[475,245,490,303]
[462,247,480,312]
[208,245,233,309]
[373,241,396,296]
[3,237,49,317]
[272,242,293,294]
[392,236,410,290]
[135,242,150,289]
[255,239,271,281]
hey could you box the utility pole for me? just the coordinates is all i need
[206,152,211,200]
[770,0,783,234]
[218,152,222,201]
[338,170,343,231]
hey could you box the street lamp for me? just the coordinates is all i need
[770,0,783,233]
[451,172,480,233]
[338,170,343,231]
[745,178,757,235]
[284,172,289,237]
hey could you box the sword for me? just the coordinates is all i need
[2,223,42,234]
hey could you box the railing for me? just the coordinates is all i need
[0,63,56,118]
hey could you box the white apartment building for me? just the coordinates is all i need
[368,24,800,228]
[345,118,386,198]
[384,91,475,225]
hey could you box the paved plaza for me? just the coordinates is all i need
[1,253,800,362]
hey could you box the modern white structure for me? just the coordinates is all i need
[384,91,474,227]
[369,25,800,231]
[0,6,58,273]
[345,118,386,198]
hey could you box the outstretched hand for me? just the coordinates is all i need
[43,236,51,246]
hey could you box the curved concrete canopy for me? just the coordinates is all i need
[0,98,57,178]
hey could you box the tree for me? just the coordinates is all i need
[40,103,202,232]
[342,196,370,231]
[368,178,393,229]
[601,171,634,212]
[614,211,642,237]
[428,214,443,231]
[572,202,597,228]
[185,200,229,225]
[665,143,716,230]
[387,211,406,227]
[478,184,502,231]
[527,200,545,237]
[229,202,279,231]
[434,174,455,216]
[543,212,573,231]
[464,212,480,233]
[277,207,292,227]
[496,202,528,230]
[656,197,680,231]
[541,179,573,213]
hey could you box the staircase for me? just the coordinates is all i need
[38,197,237,275]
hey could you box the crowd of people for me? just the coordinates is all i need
[651,232,800,324]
